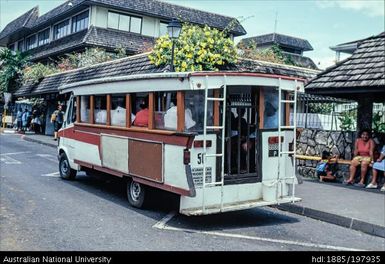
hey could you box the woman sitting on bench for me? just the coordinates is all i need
[366,145,385,191]
[344,129,375,187]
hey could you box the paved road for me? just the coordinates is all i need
[1,133,384,251]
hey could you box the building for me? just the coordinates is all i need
[330,38,361,63]
[306,32,385,132]
[238,33,318,70]
[0,0,246,62]
[1,0,247,134]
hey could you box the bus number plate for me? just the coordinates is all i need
[268,143,278,157]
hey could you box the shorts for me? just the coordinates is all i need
[353,156,372,163]
[373,160,385,171]
[54,122,62,132]
[317,171,327,178]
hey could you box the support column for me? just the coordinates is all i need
[357,98,373,132]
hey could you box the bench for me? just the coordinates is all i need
[295,155,351,165]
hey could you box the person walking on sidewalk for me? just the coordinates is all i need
[366,145,385,191]
[21,109,28,132]
[51,105,64,141]
[344,129,375,187]
[16,108,23,132]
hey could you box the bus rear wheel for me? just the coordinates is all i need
[59,153,77,180]
[127,179,146,208]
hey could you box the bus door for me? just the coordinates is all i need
[224,89,261,183]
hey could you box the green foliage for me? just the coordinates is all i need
[22,63,59,84]
[237,41,286,64]
[148,24,238,72]
[114,45,128,59]
[57,47,128,70]
[338,110,357,131]
[308,103,333,114]
[373,111,385,133]
[67,47,116,68]
[237,41,299,66]
[0,49,29,93]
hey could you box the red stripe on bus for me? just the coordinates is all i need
[75,159,124,177]
[59,126,100,146]
[74,124,193,147]
[132,177,192,197]
[74,159,192,196]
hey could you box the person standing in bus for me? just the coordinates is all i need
[133,98,149,127]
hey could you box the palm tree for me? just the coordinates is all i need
[0,48,29,93]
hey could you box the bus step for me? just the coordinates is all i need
[206,153,223,158]
[206,126,224,130]
[281,100,296,103]
[203,182,223,187]
[206,97,225,102]
[280,151,295,155]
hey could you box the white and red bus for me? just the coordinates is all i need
[58,70,302,215]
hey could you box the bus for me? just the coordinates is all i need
[57,70,303,215]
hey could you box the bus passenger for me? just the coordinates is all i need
[133,98,149,127]
[164,100,196,130]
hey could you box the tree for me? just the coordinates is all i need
[148,24,237,72]
[0,49,29,93]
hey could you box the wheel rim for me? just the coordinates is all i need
[61,159,69,175]
[130,182,141,202]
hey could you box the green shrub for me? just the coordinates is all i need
[149,23,237,72]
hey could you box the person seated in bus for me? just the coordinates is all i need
[133,98,149,127]
[164,99,196,130]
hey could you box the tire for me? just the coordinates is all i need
[59,153,77,180]
[127,179,146,208]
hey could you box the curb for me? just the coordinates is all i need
[21,135,58,148]
[274,203,385,238]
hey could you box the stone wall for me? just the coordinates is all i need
[296,129,355,182]
[296,129,385,183]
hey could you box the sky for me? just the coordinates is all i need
[0,0,384,69]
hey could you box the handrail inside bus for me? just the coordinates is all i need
[74,122,196,137]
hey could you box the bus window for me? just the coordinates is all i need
[184,91,213,133]
[94,95,107,124]
[111,94,126,127]
[133,93,149,127]
[80,95,90,123]
[263,88,285,129]
[66,97,76,125]
[155,92,176,130]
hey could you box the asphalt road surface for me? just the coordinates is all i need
[1,133,384,251]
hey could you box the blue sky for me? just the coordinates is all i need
[1,0,384,69]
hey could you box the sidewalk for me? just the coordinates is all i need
[21,132,58,148]
[6,130,385,238]
[276,180,385,238]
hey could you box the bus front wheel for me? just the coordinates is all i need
[59,153,77,180]
[127,179,146,208]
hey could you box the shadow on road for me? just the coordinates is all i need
[60,171,299,230]
[60,171,180,219]
[167,207,300,232]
